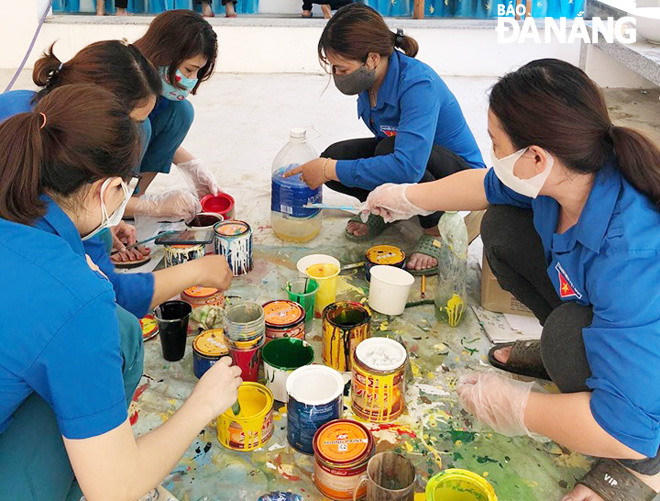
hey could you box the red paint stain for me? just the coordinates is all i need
[129,410,139,425]
[274,453,301,481]
[132,382,150,402]
[370,423,417,438]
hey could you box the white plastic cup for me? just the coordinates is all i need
[296,254,341,277]
[368,265,415,316]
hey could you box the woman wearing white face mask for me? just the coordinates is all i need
[0,85,242,501]
[365,59,660,500]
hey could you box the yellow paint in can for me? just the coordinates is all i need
[217,383,274,451]
[426,469,497,501]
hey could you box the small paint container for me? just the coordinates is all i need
[192,329,229,379]
[181,286,226,335]
[322,302,371,372]
[365,245,405,281]
[213,220,253,276]
[164,243,205,268]
[306,263,340,318]
[286,365,344,455]
[186,212,224,254]
[351,338,408,423]
[425,469,497,501]
[263,300,306,343]
[262,338,314,402]
[140,314,159,341]
[217,382,274,452]
[223,302,265,349]
[229,336,265,383]
[201,192,236,220]
[313,419,375,501]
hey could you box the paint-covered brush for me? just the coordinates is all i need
[231,400,241,415]
[421,275,426,299]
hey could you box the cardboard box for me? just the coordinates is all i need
[480,249,534,317]
[464,210,485,244]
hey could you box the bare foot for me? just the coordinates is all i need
[116,7,128,15]
[225,3,237,17]
[346,220,368,238]
[110,246,151,264]
[492,345,512,364]
[561,483,606,501]
[202,2,215,16]
[406,228,439,272]
[301,9,312,17]
[321,4,332,18]
[96,0,105,15]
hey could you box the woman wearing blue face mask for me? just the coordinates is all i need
[128,9,221,220]
[0,84,242,501]
[365,59,660,500]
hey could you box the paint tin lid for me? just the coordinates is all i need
[183,286,220,299]
[214,220,250,237]
[166,243,204,250]
[366,245,405,265]
[286,365,344,406]
[140,314,159,341]
[313,419,374,467]
[355,338,407,372]
[263,300,305,327]
[193,329,229,356]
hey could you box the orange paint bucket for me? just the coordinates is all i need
[217,383,274,451]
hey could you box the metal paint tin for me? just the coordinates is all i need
[426,469,498,501]
[186,212,224,253]
[365,245,405,281]
[217,382,274,451]
[322,302,371,372]
[140,314,159,341]
[262,338,314,402]
[213,220,253,276]
[181,286,226,335]
[286,365,344,455]
[193,329,229,379]
[263,300,306,343]
[164,243,205,268]
[313,419,375,501]
[201,192,236,220]
[351,338,408,423]
[223,302,265,349]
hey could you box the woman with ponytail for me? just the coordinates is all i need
[287,3,485,275]
[0,85,241,500]
[366,58,660,500]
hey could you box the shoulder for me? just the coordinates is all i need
[397,53,444,91]
[0,90,37,122]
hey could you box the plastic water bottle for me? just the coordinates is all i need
[271,128,323,242]
[434,211,468,327]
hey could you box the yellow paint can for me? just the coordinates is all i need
[426,469,497,501]
[217,382,274,451]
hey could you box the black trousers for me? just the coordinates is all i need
[302,0,351,10]
[481,204,660,475]
[322,136,470,229]
[115,0,127,7]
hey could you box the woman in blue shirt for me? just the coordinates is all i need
[0,85,241,500]
[288,4,485,275]
[366,59,660,500]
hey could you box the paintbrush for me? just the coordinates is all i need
[110,230,176,255]
[231,401,241,415]
[421,275,426,299]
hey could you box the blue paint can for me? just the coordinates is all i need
[286,364,345,455]
[193,329,229,379]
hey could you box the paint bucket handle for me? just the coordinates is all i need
[353,475,368,501]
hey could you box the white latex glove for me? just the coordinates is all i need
[364,183,434,223]
[178,158,221,197]
[456,372,540,439]
[131,190,201,223]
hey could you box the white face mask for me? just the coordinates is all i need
[82,178,131,241]
[490,147,554,199]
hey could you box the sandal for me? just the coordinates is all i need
[344,214,391,242]
[488,340,551,380]
[577,459,657,500]
[406,233,442,276]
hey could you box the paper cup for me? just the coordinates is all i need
[306,263,340,318]
[296,254,341,277]
[368,265,414,316]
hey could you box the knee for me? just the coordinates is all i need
[374,136,395,156]
[170,99,195,134]
[481,205,531,252]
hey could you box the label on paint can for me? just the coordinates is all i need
[217,383,274,451]
[164,244,205,268]
[263,300,305,341]
[288,396,342,455]
[213,220,253,276]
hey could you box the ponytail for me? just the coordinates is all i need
[393,29,418,58]
[32,43,63,88]
[0,84,139,225]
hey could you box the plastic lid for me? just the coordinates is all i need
[263,300,305,326]
[214,221,250,236]
[290,127,307,140]
[140,315,158,340]
[355,337,407,372]
[366,245,406,265]
[183,286,220,298]
[286,365,344,405]
[314,419,374,465]
[194,329,229,356]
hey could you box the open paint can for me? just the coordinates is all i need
[263,300,306,343]
[213,220,253,276]
[217,382,274,451]
[368,265,415,316]
[286,365,344,454]
[164,243,205,268]
[322,302,371,372]
[192,329,229,379]
[181,286,225,335]
[201,192,235,220]
[425,469,497,501]
[296,254,341,277]
[365,245,405,282]
[351,338,408,423]
[187,212,224,253]
[313,419,374,501]
[262,338,314,402]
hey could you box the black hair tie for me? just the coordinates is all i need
[395,28,405,47]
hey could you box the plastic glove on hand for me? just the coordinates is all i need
[365,183,434,223]
[456,372,535,438]
[178,158,221,197]
[132,190,201,223]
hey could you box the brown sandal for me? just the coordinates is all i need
[488,340,551,380]
[577,459,657,500]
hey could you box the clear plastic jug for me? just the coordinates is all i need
[271,128,323,243]
[434,211,468,327]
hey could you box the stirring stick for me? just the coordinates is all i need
[110,230,176,255]
[303,203,360,211]
[231,401,241,415]
[421,275,426,299]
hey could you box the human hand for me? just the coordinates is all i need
[192,255,233,292]
[111,221,137,253]
[365,183,434,223]
[189,357,242,421]
[283,158,330,190]
[132,190,201,223]
[178,158,221,197]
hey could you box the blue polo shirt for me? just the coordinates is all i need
[485,162,660,457]
[335,51,485,191]
[0,90,155,318]
[0,198,128,439]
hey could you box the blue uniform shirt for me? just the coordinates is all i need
[0,198,128,439]
[335,51,485,191]
[0,90,155,318]
[485,163,660,457]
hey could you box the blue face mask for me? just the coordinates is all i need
[159,67,198,101]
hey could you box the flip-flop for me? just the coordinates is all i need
[406,233,441,276]
[344,214,392,242]
[577,459,657,500]
[488,340,551,380]
[114,255,151,269]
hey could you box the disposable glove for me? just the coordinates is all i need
[364,183,434,223]
[178,158,221,197]
[131,190,201,223]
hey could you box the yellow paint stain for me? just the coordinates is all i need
[455,357,460,363]
[273,413,282,421]
[427,372,436,379]
[455,440,462,447]
[483,471,489,477]
[379,322,389,331]
[404,441,414,453]
[411,361,421,377]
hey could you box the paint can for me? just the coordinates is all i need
[425,469,497,501]
[213,220,253,276]
[351,338,408,423]
[262,338,315,402]
[263,300,306,343]
[365,245,405,282]
[306,263,340,318]
[201,192,236,220]
[312,419,375,501]
[217,382,274,451]
[181,286,226,335]
[186,212,224,253]
[140,314,159,341]
[223,302,265,346]
[163,243,205,268]
[193,329,229,379]
[229,336,265,382]
[322,302,371,372]
[286,365,344,454]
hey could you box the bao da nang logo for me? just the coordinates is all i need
[496,4,636,44]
